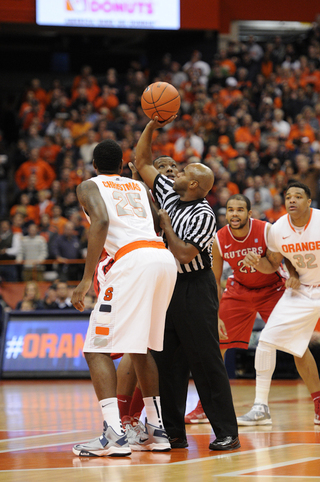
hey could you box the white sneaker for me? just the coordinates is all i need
[237,404,272,426]
[126,420,171,452]
[73,422,131,457]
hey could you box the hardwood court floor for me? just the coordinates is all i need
[0,378,319,482]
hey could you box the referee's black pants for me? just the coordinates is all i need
[152,268,238,440]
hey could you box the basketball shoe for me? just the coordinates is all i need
[73,421,131,457]
[185,400,209,424]
[237,404,272,426]
[125,420,171,452]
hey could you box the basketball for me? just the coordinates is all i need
[141,82,180,122]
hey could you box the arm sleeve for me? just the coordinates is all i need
[184,212,216,251]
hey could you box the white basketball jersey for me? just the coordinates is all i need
[268,208,320,286]
[88,175,160,258]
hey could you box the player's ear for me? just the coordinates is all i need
[120,159,124,174]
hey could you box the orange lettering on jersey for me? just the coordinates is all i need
[282,241,320,253]
[102,180,141,191]
[104,287,113,301]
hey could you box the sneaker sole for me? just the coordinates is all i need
[73,447,132,457]
[237,418,272,426]
[186,418,209,424]
[130,443,171,452]
[314,418,320,425]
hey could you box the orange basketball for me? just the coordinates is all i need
[141,82,180,122]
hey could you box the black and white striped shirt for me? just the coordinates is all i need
[154,174,216,274]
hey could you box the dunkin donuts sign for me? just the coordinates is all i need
[36,0,180,29]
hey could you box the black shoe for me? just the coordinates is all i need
[209,436,240,451]
[169,437,188,448]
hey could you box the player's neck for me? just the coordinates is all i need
[289,208,311,228]
[230,225,250,239]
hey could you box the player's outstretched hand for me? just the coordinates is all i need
[71,279,92,312]
[242,252,261,268]
[218,318,228,340]
[149,115,177,130]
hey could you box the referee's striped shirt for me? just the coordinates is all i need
[154,174,216,274]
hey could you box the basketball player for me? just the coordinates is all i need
[186,193,288,423]
[238,181,320,425]
[71,139,177,456]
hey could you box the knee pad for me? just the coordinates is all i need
[255,341,276,373]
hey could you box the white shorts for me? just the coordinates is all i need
[259,285,320,357]
[83,247,176,354]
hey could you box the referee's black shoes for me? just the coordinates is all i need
[169,436,189,448]
[209,436,240,451]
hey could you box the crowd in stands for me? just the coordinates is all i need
[1,16,320,290]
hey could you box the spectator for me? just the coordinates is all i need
[11,212,27,235]
[0,219,21,282]
[174,126,204,158]
[16,222,48,281]
[243,175,273,209]
[70,109,93,147]
[264,193,287,223]
[15,281,44,310]
[38,213,58,260]
[50,204,68,235]
[42,285,59,309]
[51,221,83,281]
[251,189,273,217]
[272,109,291,138]
[61,190,79,219]
[15,147,56,192]
[291,153,320,203]
[54,280,75,309]
[38,135,61,169]
[10,193,39,226]
[79,129,98,166]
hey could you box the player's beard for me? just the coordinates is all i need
[228,215,249,230]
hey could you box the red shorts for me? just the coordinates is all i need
[219,278,285,350]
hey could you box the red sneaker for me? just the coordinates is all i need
[185,400,209,424]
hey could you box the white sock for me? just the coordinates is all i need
[99,397,123,435]
[254,342,276,406]
[143,396,164,428]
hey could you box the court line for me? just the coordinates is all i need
[0,443,314,464]
[217,456,320,477]
[0,430,84,443]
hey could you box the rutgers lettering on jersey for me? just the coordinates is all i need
[216,218,284,290]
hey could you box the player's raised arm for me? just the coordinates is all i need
[135,116,176,190]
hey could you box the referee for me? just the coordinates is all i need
[135,117,240,451]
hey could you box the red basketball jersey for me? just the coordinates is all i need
[216,218,284,289]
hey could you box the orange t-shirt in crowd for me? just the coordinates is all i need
[38,144,61,167]
[71,121,93,147]
[50,216,68,235]
[10,204,39,225]
[15,159,56,191]
[264,206,287,224]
